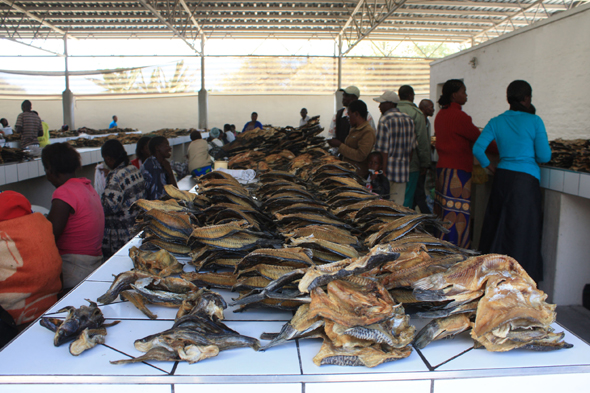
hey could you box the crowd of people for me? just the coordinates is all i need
[0,81,551,342]
[327,80,550,284]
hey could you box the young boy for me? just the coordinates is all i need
[366,151,390,199]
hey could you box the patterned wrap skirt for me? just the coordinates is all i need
[434,168,472,248]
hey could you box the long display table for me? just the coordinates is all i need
[1,232,589,392]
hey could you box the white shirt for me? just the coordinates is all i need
[328,108,376,138]
[299,116,310,127]
[225,131,236,143]
[1,126,13,136]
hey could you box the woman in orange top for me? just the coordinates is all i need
[0,191,62,330]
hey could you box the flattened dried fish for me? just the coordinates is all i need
[414,313,472,349]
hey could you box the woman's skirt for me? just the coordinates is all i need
[434,168,472,248]
[479,168,543,282]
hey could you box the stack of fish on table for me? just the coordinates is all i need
[40,118,572,366]
[547,138,590,173]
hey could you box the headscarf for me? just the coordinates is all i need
[0,191,32,221]
[210,127,221,138]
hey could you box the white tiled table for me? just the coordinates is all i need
[1,236,589,392]
[0,134,191,186]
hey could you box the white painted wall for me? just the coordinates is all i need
[429,4,590,140]
[0,92,427,136]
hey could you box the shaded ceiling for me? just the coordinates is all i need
[0,0,587,55]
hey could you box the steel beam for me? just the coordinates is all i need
[139,0,202,55]
[0,0,77,40]
[464,0,564,45]
[338,0,409,55]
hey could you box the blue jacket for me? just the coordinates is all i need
[473,110,551,181]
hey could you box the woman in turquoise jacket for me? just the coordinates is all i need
[473,80,552,282]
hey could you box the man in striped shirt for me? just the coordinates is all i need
[373,91,416,205]
[15,100,43,149]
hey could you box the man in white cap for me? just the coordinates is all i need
[328,86,376,143]
[373,90,415,204]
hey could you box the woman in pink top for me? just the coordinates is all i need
[42,143,105,291]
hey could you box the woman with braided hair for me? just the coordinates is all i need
[101,139,146,258]
[473,80,551,282]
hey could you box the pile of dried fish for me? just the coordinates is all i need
[225,117,326,169]
[108,140,572,368]
[242,244,416,367]
[547,138,590,173]
[40,300,120,356]
[412,254,572,351]
[0,146,32,164]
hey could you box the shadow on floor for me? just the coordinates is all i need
[556,305,590,344]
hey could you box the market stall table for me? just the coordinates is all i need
[1,235,590,392]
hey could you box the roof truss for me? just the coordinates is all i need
[0,1,586,51]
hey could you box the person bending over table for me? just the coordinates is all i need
[42,143,105,291]
[141,136,178,200]
[101,139,146,259]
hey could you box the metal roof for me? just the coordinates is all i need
[0,0,587,55]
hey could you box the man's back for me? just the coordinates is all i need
[375,108,415,183]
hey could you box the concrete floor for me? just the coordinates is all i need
[556,305,590,344]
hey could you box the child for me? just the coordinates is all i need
[366,151,390,199]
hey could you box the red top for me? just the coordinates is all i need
[52,178,105,256]
[131,158,141,169]
[434,102,497,172]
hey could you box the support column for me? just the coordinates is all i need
[334,37,344,111]
[62,34,75,129]
[198,35,208,130]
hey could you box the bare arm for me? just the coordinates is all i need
[47,199,74,243]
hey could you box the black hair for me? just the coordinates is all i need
[61,124,69,131]
[135,136,151,161]
[507,80,536,115]
[251,112,258,116]
[398,85,414,100]
[301,108,307,112]
[368,151,384,166]
[112,115,117,120]
[190,131,202,140]
[21,100,31,111]
[438,79,465,107]
[41,142,81,175]
[0,118,7,127]
[148,136,168,155]
[223,124,231,131]
[101,139,129,168]
[348,100,368,120]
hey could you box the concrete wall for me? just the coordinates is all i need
[1,93,428,136]
[429,4,590,140]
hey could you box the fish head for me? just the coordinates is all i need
[54,318,80,346]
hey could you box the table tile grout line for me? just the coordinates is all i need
[101,343,172,374]
[430,379,434,393]
[431,346,474,370]
[411,345,434,371]
[302,381,306,393]
[295,338,304,375]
